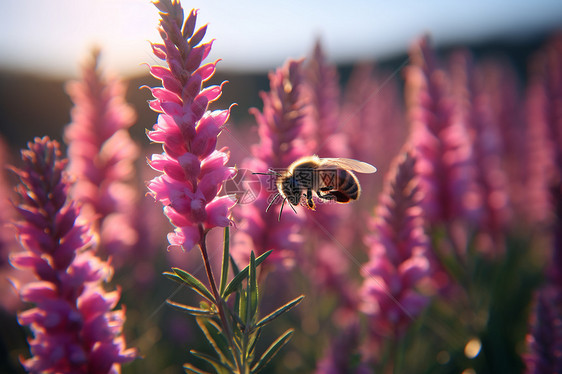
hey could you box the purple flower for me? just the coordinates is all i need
[0,137,16,268]
[341,62,406,191]
[146,0,235,252]
[449,51,511,255]
[64,50,140,265]
[10,137,136,373]
[360,151,435,338]
[525,286,562,374]
[477,60,526,221]
[304,40,347,158]
[232,60,309,269]
[525,35,562,283]
[315,322,371,374]
[301,41,352,235]
[406,37,480,226]
[0,136,23,312]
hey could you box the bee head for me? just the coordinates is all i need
[280,175,302,206]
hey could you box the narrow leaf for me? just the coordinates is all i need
[248,252,258,322]
[223,250,272,298]
[196,317,234,365]
[172,267,216,303]
[230,253,240,276]
[219,226,230,296]
[251,329,294,373]
[166,300,217,317]
[248,329,262,358]
[256,295,304,329]
[163,271,185,285]
[231,293,243,329]
[183,363,212,374]
[238,289,247,325]
[190,350,232,374]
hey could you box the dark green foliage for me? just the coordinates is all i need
[165,228,303,373]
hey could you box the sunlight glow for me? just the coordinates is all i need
[0,0,561,77]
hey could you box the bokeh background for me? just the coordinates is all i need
[2,0,562,151]
[1,1,562,373]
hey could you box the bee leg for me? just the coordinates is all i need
[278,198,285,221]
[306,189,316,210]
[317,188,333,201]
[266,193,280,212]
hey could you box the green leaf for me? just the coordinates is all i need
[196,317,234,365]
[251,329,294,373]
[163,271,185,285]
[183,363,212,374]
[255,295,304,329]
[248,329,262,359]
[166,300,217,317]
[230,253,240,276]
[238,288,247,325]
[222,250,272,298]
[219,226,230,296]
[172,267,216,303]
[227,302,245,329]
[190,350,232,374]
[247,252,258,323]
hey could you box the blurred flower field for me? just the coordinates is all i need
[0,0,561,373]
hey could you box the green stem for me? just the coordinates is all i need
[198,225,244,372]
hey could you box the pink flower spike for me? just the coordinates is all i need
[406,36,480,226]
[147,0,235,252]
[232,59,310,270]
[10,137,136,373]
[360,150,436,339]
[64,49,141,267]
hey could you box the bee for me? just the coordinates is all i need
[258,156,377,219]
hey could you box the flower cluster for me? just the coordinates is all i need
[146,0,235,251]
[302,42,351,233]
[524,35,562,373]
[406,37,480,226]
[10,137,136,373]
[232,59,308,268]
[304,41,347,158]
[315,323,370,374]
[65,50,140,265]
[360,151,435,338]
[525,287,562,374]
[449,51,511,254]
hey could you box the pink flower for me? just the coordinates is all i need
[231,60,309,269]
[341,62,406,205]
[524,35,562,228]
[10,137,136,373]
[525,35,562,283]
[406,37,480,226]
[524,37,562,374]
[302,41,353,235]
[525,286,562,374]
[449,51,511,255]
[360,151,436,338]
[0,136,24,312]
[146,0,235,251]
[315,322,371,374]
[477,60,526,221]
[304,40,347,158]
[64,50,140,265]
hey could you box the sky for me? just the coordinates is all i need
[1,0,562,78]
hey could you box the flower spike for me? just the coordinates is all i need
[10,137,136,373]
[147,0,236,251]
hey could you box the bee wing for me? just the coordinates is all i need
[319,158,377,173]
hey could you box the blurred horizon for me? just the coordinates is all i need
[0,31,555,156]
[1,0,562,78]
